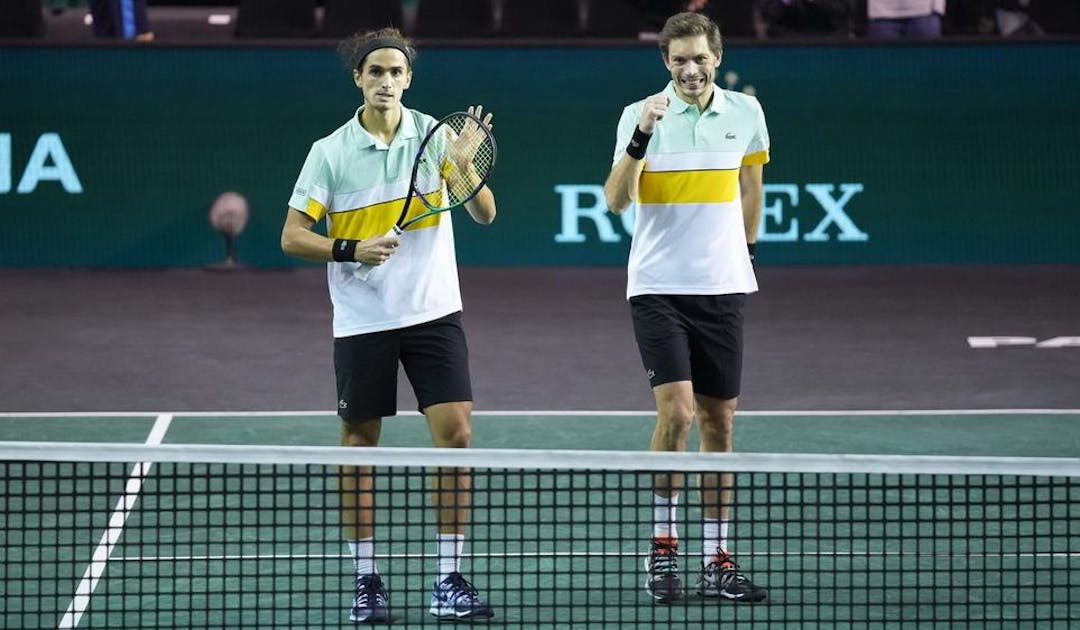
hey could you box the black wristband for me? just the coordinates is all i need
[625,126,652,160]
[332,238,359,263]
[747,242,757,262]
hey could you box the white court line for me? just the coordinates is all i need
[3,408,1080,419]
[57,413,173,630]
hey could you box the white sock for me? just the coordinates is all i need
[652,494,679,540]
[703,520,720,562]
[702,519,730,563]
[347,537,376,576]
[437,533,464,582]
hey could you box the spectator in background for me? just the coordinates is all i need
[991,0,1043,37]
[941,0,996,35]
[758,0,854,38]
[944,1,1080,37]
[866,0,945,38]
[88,0,154,41]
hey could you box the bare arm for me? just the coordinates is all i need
[464,185,496,225]
[280,208,399,264]
[603,154,644,215]
[739,163,764,244]
[603,94,668,215]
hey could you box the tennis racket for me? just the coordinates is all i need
[353,109,497,280]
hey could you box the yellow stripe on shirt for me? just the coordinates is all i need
[327,189,444,240]
[638,168,740,205]
[742,150,770,166]
[304,198,328,222]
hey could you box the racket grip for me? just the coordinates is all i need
[351,226,403,281]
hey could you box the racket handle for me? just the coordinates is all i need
[351,226,403,281]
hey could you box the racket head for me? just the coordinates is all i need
[401,110,497,229]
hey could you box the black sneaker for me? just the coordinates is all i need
[696,551,767,603]
[350,573,390,623]
[644,536,684,603]
[429,572,495,620]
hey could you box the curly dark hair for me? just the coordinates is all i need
[337,27,417,72]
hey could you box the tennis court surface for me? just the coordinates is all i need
[3,410,1078,628]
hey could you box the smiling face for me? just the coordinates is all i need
[352,47,412,112]
[663,34,721,107]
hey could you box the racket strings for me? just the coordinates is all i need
[440,116,495,206]
[407,112,496,223]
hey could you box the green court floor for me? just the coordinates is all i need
[5,409,1080,455]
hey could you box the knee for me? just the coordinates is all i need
[432,422,472,448]
[657,404,695,437]
[698,408,735,446]
[341,419,380,447]
[699,417,732,445]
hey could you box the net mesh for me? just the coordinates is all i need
[2,443,1078,628]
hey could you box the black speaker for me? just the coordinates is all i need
[412,0,494,37]
[1030,0,1080,34]
[0,0,45,38]
[497,0,583,37]
[235,0,316,38]
[586,0,645,37]
[322,0,402,38]
[704,0,757,38]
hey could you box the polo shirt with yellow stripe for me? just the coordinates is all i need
[612,82,770,299]
[288,105,462,337]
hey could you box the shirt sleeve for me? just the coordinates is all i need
[287,142,333,221]
[742,98,770,166]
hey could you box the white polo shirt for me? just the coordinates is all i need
[288,105,462,337]
[612,82,770,299]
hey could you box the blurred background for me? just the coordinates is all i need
[2,0,1079,269]
[9,0,1080,41]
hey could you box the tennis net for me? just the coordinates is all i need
[2,441,1078,628]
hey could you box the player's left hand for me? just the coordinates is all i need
[453,105,492,161]
[466,105,493,130]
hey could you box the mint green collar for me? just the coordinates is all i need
[662,81,729,116]
[349,104,420,149]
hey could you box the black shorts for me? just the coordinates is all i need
[333,311,472,420]
[629,294,746,400]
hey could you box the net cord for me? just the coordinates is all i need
[2,440,1079,476]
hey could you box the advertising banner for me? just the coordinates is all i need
[1,43,1077,266]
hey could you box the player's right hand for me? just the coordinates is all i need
[357,235,399,265]
[638,94,669,134]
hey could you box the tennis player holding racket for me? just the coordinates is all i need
[603,12,768,606]
[280,28,495,623]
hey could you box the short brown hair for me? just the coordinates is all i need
[658,12,723,60]
[337,27,416,73]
